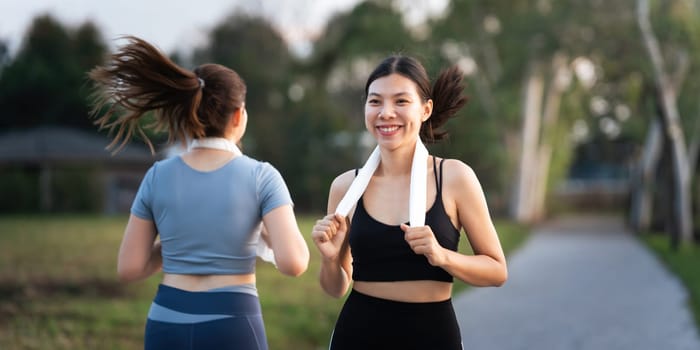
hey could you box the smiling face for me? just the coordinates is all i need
[365,73,433,150]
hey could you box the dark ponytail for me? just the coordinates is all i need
[425,66,467,142]
[364,55,468,143]
[89,36,246,153]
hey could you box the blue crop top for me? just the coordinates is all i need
[130,155,293,275]
[349,158,460,282]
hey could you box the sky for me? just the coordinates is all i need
[0,0,363,57]
[1,0,449,58]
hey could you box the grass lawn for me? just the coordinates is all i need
[641,234,700,330]
[0,215,528,349]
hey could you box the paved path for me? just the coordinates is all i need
[453,215,700,350]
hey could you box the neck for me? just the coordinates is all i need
[378,141,419,176]
[335,137,429,227]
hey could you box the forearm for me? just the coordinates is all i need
[117,241,162,282]
[319,258,350,298]
[439,249,507,287]
[263,206,310,277]
[142,242,163,278]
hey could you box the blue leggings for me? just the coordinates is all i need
[144,284,267,350]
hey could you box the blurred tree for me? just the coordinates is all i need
[192,12,308,203]
[193,13,292,158]
[430,0,589,220]
[73,22,106,70]
[0,39,8,70]
[290,0,422,210]
[311,0,416,76]
[636,0,699,246]
[0,15,107,130]
[429,0,673,223]
[190,11,355,210]
[309,0,420,128]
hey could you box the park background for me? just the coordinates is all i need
[0,0,699,349]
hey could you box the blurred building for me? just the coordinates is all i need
[554,138,636,212]
[0,126,157,214]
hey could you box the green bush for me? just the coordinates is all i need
[0,167,39,213]
[0,166,103,214]
[642,234,700,330]
[51,167,102,213]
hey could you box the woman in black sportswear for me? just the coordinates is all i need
[311,55,508,350]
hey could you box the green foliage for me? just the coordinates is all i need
[0,39,9,69]
[51,166,103,213]
[0,166,103,214]
[0,15,107,131]
[642,233,700,329]
[3,0,699,218]
[0,168,39,212]
[310,1,417,77]
[429,107,508,205]
[546,90,581,206]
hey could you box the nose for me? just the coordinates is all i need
[379,105,395,119]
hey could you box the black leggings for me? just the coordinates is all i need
[330,289,463,350]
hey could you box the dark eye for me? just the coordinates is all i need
[367,99,380,105]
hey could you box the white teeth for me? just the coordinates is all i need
[378,126,399,132]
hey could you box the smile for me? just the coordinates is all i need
[377,125,401,134]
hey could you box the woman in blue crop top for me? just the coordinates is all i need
[311,55,508,349]
[89,36,309,350]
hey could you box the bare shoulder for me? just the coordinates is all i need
[440,158,480,188]
[438,158,492,228]
[330,169,357,195]
[327,169,358,212]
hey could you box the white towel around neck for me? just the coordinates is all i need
[335,139,429,227]
[188,137,276,265]
[188,137,242,154]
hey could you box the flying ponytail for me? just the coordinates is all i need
[89,35,246,153]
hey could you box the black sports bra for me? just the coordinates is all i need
[348,158,460,282]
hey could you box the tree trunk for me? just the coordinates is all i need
[511,63,544,223]
[691,112,700,238]
[531,53,570,221]
[629,118,663,232]
[688,104,700,172]
[637,0,693,243]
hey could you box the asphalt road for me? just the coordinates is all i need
[454,215,700,350]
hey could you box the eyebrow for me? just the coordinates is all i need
[367,91,411,98]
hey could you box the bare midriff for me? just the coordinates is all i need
[353,280,453,302]
[162,273,256,292]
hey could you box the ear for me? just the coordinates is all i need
[422,99,434,122]
[231,107,243,127]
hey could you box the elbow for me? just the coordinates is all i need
[116,265,141,283]
[277,258,309,277]
[492,264,508,287]
[492,273,507,287]
[274,244,310,277]
[117,259,150,283]
[279,263,307,277]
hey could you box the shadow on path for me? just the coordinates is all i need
[454,214,700,350]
